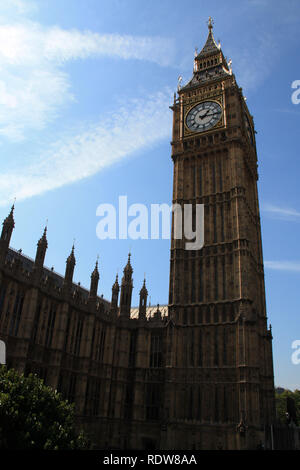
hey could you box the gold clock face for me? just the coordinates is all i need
[186,101,222,132]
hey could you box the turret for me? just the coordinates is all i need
[119,253,133,318]
[0,204,15,264]
[63,244,76,292]
[139,278,148,319]
[34,226,48,269]
[111,273,120,312]
[89,259,99,301]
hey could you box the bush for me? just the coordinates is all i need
[0,366,89,449]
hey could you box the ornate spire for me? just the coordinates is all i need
[38,225,48,247]
[113,273,119,290]
[34,225,48,269]
[91,257,99,280]
[196,17,219,58]
[139,277,148,319]
[139,277,148,295]
[89,257,100,300]
[124,252,133,275]
[3,203,15,228]
[67,244,76,265]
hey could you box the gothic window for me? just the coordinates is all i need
[187,386,194,420]
[214,386,219,422]
[214,257,218,299]
[124,382,133,420]
[213,206,217,243]
[73,316,83,356]
[222,256,226,299]
[150,334,162,368]
[211,161,216,193]
[190,307,195,324]
[67,374,77,404]
[223,327,227,365]
[198,329,202,366]
[214,328,219,366]
[45,304,57,348]
[197,386,202,421]
[63,314,71,352]
[0,285,6,321]
[9,292,24,336]
[96,324,106,361]
[220,204,225,241]
[206,306,210,323]
[198,260,203,302]
[183,308,187,325]
[145,383,161,421]
[32,302,41,343]
[198,163,203,197]
[189,329,194,366]
[92,378,101,416]
[129,331,136,367]
[197,308,203,324]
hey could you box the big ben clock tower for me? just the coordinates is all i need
[165,18,276,450]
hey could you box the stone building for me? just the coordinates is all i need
[0,19,276,450]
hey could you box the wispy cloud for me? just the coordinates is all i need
[265,261,300,272]
[262,203,300,221]
[0,4,175,141]
[0,90,172,205]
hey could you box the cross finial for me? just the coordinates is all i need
[208,16,214,32]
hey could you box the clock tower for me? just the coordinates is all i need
[166,18,275,449]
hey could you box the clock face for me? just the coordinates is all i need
[186,101,222,132]
[244,113,254,146]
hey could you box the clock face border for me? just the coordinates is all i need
[184,99,224,135]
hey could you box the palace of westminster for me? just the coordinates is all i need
[0,19,277,450]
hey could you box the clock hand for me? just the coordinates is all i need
[198,109,210,120]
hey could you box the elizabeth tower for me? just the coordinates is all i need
[165,19,275,449]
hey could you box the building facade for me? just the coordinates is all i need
[0,20,275,450]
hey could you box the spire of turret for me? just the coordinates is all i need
[63,243,76,290]
[38,225,48,247]
[139,277,148,320]
[124,252,133,275]
[89,257,100,300]
[91,258,99,280]
[0,203,16,264]
[34,225,48,269]
[120,254,133,318]
[3,203,15,229]
[67,244,76,265]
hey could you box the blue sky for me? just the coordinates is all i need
[0,0,299,389]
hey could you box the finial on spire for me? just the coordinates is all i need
[208,16,214,32]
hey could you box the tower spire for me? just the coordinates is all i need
[0,203,16,264]
[89,257,100,301]
[34,224,48,270]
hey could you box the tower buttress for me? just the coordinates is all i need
[34,226,48,269]
[139,278,148,319]
[63,244,76,292]
[119,253,133,318]
[0,204,15,264]
[111,274,120,312]
[89,259,99,301]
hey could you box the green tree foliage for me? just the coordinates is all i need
[0,366,89,449]
[275,388,300,425]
